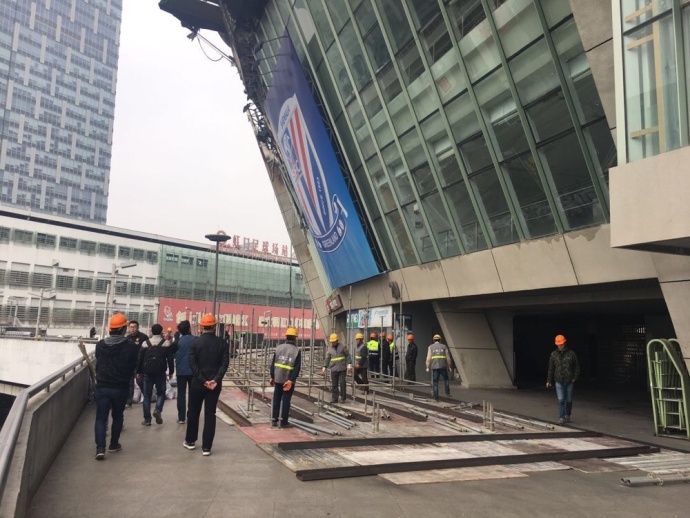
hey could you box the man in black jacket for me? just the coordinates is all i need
[405,333,418,381]
[94,313,139,460]
[126,320,151,407]
[183,313,229,456]
[136,324,174,426]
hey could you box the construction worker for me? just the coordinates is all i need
[366,332,380,374]
[321,333,351,403]
[388,333,399,377]
[405,333,418,381]
[270,327,302,427]
[426,334,453,402]
[380,332,391,377]
[353,332,369,393]
[546,334,580,425]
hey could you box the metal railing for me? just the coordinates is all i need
[0,351,94,503]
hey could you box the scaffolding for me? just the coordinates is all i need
[647,338,690,440]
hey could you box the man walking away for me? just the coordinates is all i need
[380,332,391,377]
[546,334,580,424]
[353,332,369,393]
[94,314,138,460]
[269,327,302,427]
[174,320,194,424]
[426,334,452,401]
[322,334,351,403]
[184,314,229,456]
[136,324,174,426]
[405,333,418,381]
[366,332,380,374]
[126,320,150,407]
[389,333,399,377]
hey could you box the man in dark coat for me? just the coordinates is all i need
[405,333,418,381]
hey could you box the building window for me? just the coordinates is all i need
[56,274,74,291]
[144,283,156,297]
[166,253,179,263]
[79,240,97,254]
[118,246,131,258]
[115,281,127,295]
[13,229,34,245]
[146,251,158,263]
[9,269,29,286]
[95,279,109,293]
[59,237,78,251]
[31,272,53,288]
[99,243,116,257]
[181,256,194,266]
[133,248,145,260]
[36,233,57,248]
[76,277,94,291]
[0,227,10,243]
[196,258,208,268]
[130,282,142,295]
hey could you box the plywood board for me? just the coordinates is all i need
[379,465,528,485]
[511,461,571,472]
[337,445,475,465]
[562,458,631,473]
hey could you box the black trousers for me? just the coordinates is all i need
[405,360,416,381]
[330,370,347,402]
[369,354,380,373]
[185,381,221,450]
[354,367,369,392]
[271,382,294,424]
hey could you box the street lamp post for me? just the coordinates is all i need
[101,261,137,336]
[205,232,231,320]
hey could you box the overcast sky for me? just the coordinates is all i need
[107,0,291,248]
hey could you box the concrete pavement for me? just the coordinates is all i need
[27,386,690,517]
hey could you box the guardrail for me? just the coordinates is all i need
[0,350,94,505]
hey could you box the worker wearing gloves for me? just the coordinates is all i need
[353,332,369,393]
[321,333,351,403]
[426,333,453,402]
[269,327,302,428]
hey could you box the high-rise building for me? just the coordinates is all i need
[0,0,122,222]
[161,1,690,389]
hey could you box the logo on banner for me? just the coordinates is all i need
[278,95,347,253]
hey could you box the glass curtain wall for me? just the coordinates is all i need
[257,0,613,269]
[621,0,690,162]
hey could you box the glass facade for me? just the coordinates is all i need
[621,0,690,162]
[257,0,614,270]
[0,0,121,222]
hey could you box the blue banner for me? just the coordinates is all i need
[264,35,379,289]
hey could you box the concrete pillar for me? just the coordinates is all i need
[653,254,690,367]
[434,305,514,388]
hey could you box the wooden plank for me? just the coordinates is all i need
[295,445,660,481]
[380,465,528,485]
[561,458,630,473]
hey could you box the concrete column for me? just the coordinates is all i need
[434,305,514,388]
[653,254,690,367]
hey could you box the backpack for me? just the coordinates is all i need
[143,344,167,375]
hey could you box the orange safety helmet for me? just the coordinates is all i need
[329,333,339,343]
[370,332,377,339]
[407,333,414,340]
[200,313,217,327]
[355,332,364,340]
[554,334,567,346]
[109,313,128,330]
[387,333,394,341]
[286,327,298,337]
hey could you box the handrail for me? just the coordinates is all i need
[0,351,94,502]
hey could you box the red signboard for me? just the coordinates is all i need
[157,298,323,340]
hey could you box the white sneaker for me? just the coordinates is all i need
[183,441,196,450]
[202,449,211,456]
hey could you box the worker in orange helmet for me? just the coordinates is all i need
[405,333,418,381]
[353,332,369,393]
[366,332,380,374]
[546,334,580,425]
[183,313,229,456]
[269,327,302,428]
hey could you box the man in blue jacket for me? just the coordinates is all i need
[94,313,139,460]
[174,320,195,424]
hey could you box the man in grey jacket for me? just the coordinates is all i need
[321,333,351,403]
[269,327,302,427]
[426,334,452,402]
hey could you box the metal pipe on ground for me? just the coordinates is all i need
[320,413,353,430]
[291,418,341,436]
[325,411,354,426]
[292,421,318,435]
[622,474,690,487]
[492,411,555,430]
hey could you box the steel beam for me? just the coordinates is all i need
[295,445,660,481]
[278,430,602,451]
[216,398,252,427]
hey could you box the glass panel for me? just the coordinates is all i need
[397,40,425,86]
[459,133,493,172]
[367,155,397,212]
[448,1,486,42]
[378,0,412,53]
[459,13,501,82]
[470,167,519,246]
[334,111,362,171]
[408,0,438,29]
[347,99,376,158]
[583,119,617,187]
[385,209,417,265]
[341,21,371,91]
[399,128,426,170]
[421,192,460,258]
[622,0,672,31]
[420,13,452,65]
[315,60,343,119]
[361,81,383,119]
[377,62,403,103]
[492,0,542,58]
[355,0,378,34]
[446,92,482,144]
[306,0,335,49]
[476,67,529,159]
[539,132,605,229]
[326,0,349,33]
[401,202,438,263]
[352,164,382,222]
[624,15,679,161]
[444,179,488,252]
[541,0,572,27]
[382,142,415,204]
[511,39,559,105]
[526,90,574,142]
[363,24,391,72]
[432,54,467,104]
[410,163,436,196]
[502,155,557,238]
[373,217,400,270]
[327,43,354,103]
[437,151,464,188]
